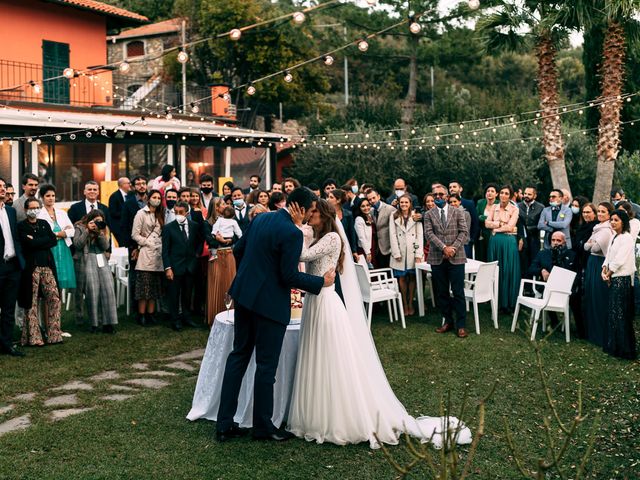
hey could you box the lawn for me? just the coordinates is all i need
[0,307,638,480]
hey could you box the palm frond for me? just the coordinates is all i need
[605,0,640,21]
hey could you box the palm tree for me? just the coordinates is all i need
[561,0,640,203]
[477,1,572,195]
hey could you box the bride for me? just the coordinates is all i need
[287,199,472,449]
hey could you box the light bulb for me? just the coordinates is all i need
[323,55,334,66]
[468,0,480,10]
[70,134,76,140]
[119,62,131,73]
[222,93,230,102]
[358,40,369,52]
[63,68,75,79]
[36,139,42,145]
[247,85,256,95]
[292,11,305,25]
[55,135,62,141]
[86,131,92,138]
[177,51,189,64]
[191,104,199,113]
[409,22,422,34]
[229,29,242,41]
[166,113,173,120]
[32,82,41,94]
[284,72,293,83]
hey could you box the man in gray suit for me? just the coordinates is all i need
[366,188,396,268]
[537,189,573,249]
[424,184,469,338]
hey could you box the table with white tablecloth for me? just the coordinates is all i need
[187,309,301,428]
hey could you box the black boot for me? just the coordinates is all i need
[136,313,146,326]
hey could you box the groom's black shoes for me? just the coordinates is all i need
[216,425,250,442]
[252,428,295,442]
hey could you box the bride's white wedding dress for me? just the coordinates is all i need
[287,230,472,449]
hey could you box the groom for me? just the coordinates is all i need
[216,188,335,442]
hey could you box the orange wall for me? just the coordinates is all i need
[0,0,113,105]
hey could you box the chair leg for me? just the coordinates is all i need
[367,302,373,329]
[387,300,394,323]
[564,307,571,343]
[511,303,521,332]
[126,284,130,316]
[398,295,406,329]
[530,310,541,341]
[491,296,498,329]
[473,299,480,335]
[542,310,547,333]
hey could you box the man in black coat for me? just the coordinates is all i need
[0,177,25,357]
[67,181,110,225]
[519,186,545,271]
[108,177,131,246]
[162,201,204,331]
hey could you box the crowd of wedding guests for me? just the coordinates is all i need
[0,169,636,360]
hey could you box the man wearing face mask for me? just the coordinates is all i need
[365,188,396,268]
[199,174,217,210]
[386,178,419,209]
[121,176,148,312]
[538,189,573,250]
[162,201,204,331]
[341,183,358,213]
[518,186,545,270]
[610,188,640,217]
[231,187,250,234]
[164,189,179,224]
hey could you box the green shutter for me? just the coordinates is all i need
[42,40,70,104]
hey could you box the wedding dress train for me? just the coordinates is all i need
[287,230,472,449]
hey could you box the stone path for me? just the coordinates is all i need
[0,348,204,438]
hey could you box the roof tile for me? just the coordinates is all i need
[47,0,148,22]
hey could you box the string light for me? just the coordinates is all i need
[30,81,41,94]
[292,12,306,25]
[191,103,199,113]
[229,29,242,41]
[177,51,189,64]
[283,71,293,83]
[409,22,422,34]
[357,40,369,52]
[323,55,334,66]
[247,85,256,95]
[119,62,131,73]
[63,68,75,79]
[468,0,480,10]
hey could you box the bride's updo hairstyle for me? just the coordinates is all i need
[313,199,345,274]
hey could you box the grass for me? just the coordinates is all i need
[0,307,638,479]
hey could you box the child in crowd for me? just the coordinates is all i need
[210,206,242,260]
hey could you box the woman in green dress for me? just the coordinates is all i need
[475,183,498,261]
[38,184,76,290]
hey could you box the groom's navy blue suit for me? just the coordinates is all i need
[217,208,324,436]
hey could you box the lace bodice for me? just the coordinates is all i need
[300,232,341,276]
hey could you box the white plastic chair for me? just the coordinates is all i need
[463,261,498,334]
[354,262,405,329]
[511,267,576,342]
[115,264,130,316]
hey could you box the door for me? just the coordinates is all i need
[42,40,70,104]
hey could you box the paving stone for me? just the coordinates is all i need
[164,361,196,372]
[44,394,79,407]
[124,378,170,389]
[133,370,177,377]
[51,381,93,392]
[131,363,149,370]
[101,394,134,402]
[49,408,92,422]
[10,393,37,402]
[89,371,120,382]
[0,405,15,415]
[168,349,205,361]
[108,385,138,392]
[0,415,31,436]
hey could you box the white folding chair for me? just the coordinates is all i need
[463,261,498,334]
[61,289,72,311]
[115,264,130,316]
[511,267,576,342]
[354,262,405,329]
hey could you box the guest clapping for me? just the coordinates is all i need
[37,184,76,291]
[131,189,165,326]
[389,194,424,316]
[601,210,637,359]
[73,210,118,333]
[18,198,62,346]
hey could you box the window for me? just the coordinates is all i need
[126,40,145,59]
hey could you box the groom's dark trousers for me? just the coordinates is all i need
[216,208,324,436]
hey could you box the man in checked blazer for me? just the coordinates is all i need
[366,188,396,268]
[424,184,470,338]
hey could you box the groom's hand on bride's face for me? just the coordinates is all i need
[290,202,305,226]
[323,268,336,287]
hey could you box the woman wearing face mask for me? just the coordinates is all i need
[131,189,165,326]
[73,210,118,333]
[17,198,62,346]
[583,202,614,347]
[601,210,637,359]
[569,196,589,247]
[476,183,498,262]
[486,185,521,312]
[570,203,598,339]
[37,184,76,291]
